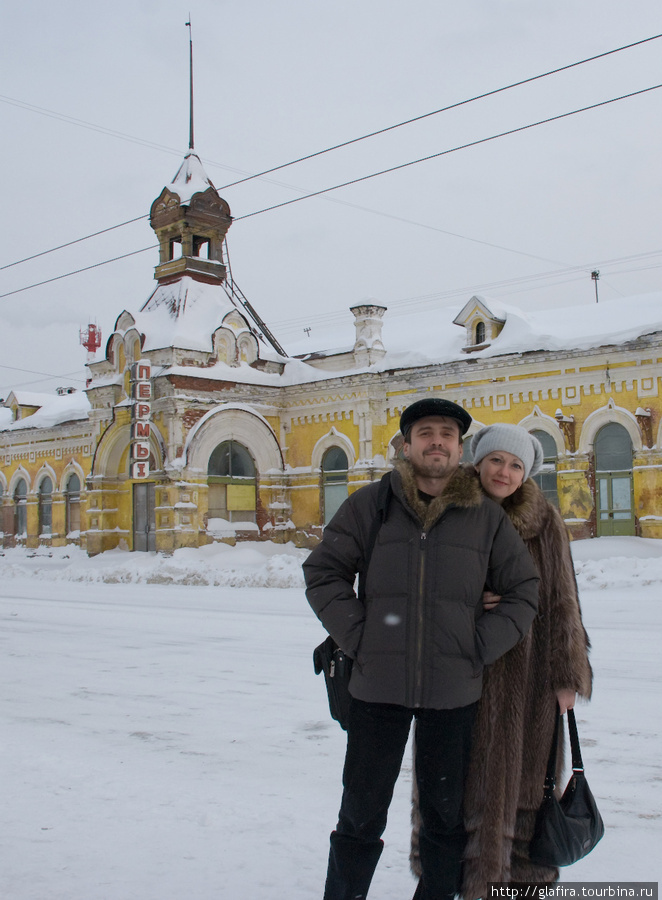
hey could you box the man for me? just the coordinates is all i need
[304,398,540,900]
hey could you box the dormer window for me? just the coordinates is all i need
[453,295,506,353]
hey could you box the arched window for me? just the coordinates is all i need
[65,473,81,536]
[595,423,633,471]
[208,441,257,523]
[192,236,210,259]
[38,476,53,536]
[475,321,486,345]
[13,478,28,536]
[594,423,634,536]
[322,447,349,525]
[530,430,559,506]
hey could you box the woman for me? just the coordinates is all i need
[411,423,593,895]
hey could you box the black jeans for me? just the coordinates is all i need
[323,698,477,900]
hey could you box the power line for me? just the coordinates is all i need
[2,32,660,274]
[0,246,157,300]
[2,85,661,302]
[271,248,662,335]
[0,364,87,386]
[305,197,572,269]
[0,93,300,185]
[0,216,148,271]
[2,246,660,384]
[0,94,190,158]
[0,179,567,275]
[218,32,662,191]
[235,83,662,221]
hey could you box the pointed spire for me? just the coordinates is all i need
[186,17,194,151]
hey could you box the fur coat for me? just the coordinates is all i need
[410,476,593,895]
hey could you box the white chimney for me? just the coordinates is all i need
[350,303,387,367]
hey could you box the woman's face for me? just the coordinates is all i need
[475,450,526,502]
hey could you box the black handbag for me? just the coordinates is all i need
[529,706,605,867]
[313,636,353,730]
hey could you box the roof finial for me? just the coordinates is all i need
[186,16,194,151]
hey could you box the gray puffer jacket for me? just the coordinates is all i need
[304,462,539,710]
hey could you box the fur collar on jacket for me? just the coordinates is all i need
[461,464,550,542]
[394,460,485,532]
[501,477,551,542]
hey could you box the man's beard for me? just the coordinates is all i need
[409,452,454,480]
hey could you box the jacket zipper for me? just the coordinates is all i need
[414,531,427,705]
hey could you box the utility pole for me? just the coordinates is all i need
[591,270,600,303]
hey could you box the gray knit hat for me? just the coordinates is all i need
[470,424,544,480]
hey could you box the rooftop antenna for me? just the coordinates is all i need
[185,16,194,151]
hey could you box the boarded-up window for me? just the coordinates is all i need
[208,441,257,523]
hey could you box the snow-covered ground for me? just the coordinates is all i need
[1,537,661,899]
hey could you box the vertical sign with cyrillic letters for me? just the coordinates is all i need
[131,360,152,478]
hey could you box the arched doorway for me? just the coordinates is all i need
[322,447,349,525]
[208,440,257,523]
[13,478,28,537]
[133,481,156,551]
[594,423,635,536]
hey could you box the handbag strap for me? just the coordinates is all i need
[543,705,562,792]
[543,706,585,793]
[567,707,584,772]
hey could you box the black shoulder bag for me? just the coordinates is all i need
[312,472,392,730]
[529,706,605,867]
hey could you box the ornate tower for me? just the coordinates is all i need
[149,151,233,287]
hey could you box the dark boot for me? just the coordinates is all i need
[323,831,383,900]
[412,875,456,899]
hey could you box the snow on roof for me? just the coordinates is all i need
[3,292,661,430]
[166,356,338,388]
[6,390,62,408]
[168,151,216,205]
[0,391,91,432]
[471,291,662,358]
[286,290,662,374]
[137,277,239,352]
[158,290,662,388]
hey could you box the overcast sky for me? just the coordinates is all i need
[1,0,661,397]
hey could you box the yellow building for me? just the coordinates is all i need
[2,151,662,552]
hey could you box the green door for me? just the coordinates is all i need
[597,472,635,536]
[595,423,635,537]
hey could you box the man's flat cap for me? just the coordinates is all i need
[400,398,472,438]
